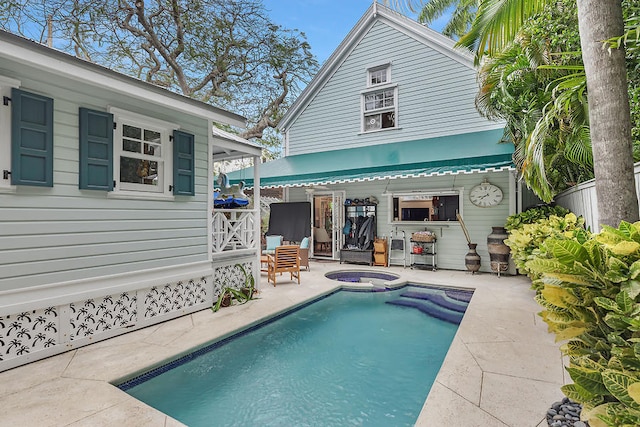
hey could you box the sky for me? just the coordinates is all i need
[263,0,448,65]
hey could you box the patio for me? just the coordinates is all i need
[0,261,566,427]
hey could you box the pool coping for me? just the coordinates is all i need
[0,263,566,427]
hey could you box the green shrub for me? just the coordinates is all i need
[526,221,640,427]
[505,205,571,231]
[504,212,587,280]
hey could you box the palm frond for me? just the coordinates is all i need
[457,0,550,63]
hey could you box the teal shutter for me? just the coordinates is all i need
[79,108,113,191]
[173,130,195,196]
[11,88,54,187]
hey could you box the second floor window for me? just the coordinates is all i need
[362,64,397,133]
[362,86,397,132]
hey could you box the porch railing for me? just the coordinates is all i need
[211,209,258,254]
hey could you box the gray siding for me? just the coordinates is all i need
[0,64,210,292]
[289,171,512,273]
[287,21,501,155]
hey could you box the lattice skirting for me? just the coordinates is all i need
[0,260,254,372]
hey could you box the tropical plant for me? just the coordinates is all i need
[212,263,256,312]
[456,0,638,227]
[504,212,587,281]
[474,2,596,200]
[526,222,640,426]
[391,0,478,39]
[504,205,570,231]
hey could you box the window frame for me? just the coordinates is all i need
[0,76,22,192]
[361,83,398,133]
[387,189,464,224]
[367,64,391,88]
[109,107,178,199]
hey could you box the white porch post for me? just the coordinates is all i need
[253,155,261,288]
[207,119,214,262]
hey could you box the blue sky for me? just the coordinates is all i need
[263,0,448,64]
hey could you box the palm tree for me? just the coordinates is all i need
[457,0,638,227]
[391,0,478,38]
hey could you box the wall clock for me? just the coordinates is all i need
[469,179,503,207]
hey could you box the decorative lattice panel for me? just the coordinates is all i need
[142,277,208,319]
[213,262,252,297]
[0,307,59,362]
[69,292,137,340]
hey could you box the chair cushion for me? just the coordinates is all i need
[266,235,282,251]
[300,237,310,249]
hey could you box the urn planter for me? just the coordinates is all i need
[487,226,510,274]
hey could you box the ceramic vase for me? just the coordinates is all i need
[464,243,481,274]
[487,226,510,273]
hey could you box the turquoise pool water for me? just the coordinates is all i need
[120,286,471,426]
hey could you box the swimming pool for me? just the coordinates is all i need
[119,285,471,426]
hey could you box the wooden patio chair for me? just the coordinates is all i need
[267,245,301,286]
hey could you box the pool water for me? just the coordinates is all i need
[120,286,471,426]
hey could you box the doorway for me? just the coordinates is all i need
[310,191,345,259]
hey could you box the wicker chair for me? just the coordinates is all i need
[267,245,301,286]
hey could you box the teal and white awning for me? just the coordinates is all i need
[228,129,513,188]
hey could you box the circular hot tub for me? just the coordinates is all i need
[325,270,400,285]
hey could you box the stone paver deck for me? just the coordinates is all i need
[0,261,566,426]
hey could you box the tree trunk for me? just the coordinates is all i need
[577,0,639,228]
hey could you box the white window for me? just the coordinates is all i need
[362,64,397,133]
[110,107,176,197]
[362,86,398,132]
[0,76,21,192]
[367,65,390,87]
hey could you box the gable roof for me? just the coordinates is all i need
[277,2,475,131]
[0,29,246,128]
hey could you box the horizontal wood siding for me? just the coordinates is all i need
[289,171,512,272]
[0,65,211,292]
[287,21,501,156]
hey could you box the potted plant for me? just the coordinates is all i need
[212,264,257,312]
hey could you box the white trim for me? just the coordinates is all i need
[387,187,465,224]
[0,75,21,192]
[109,106,175,196]
[359,82,397,94]
[109,106,180,131]
[208,120,214,263]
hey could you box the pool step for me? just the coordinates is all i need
[400,291,468,313]
[445,289,473,303]
[386,299,464,325]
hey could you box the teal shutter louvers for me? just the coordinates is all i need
[79,108,114,191]
[11,88,54,187]
[173,130,195,196]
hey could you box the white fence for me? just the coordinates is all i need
[211,209,258,253]
[555,163,640,232]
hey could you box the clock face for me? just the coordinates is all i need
[469,182,503,207]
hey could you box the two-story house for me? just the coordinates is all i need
[229,3,534,271]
